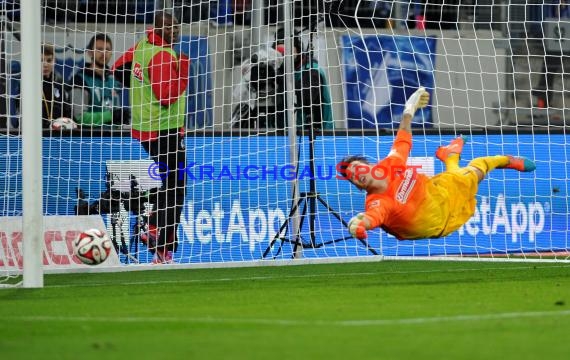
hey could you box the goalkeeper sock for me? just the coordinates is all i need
[444,153,460,171]
[468,155,509,175]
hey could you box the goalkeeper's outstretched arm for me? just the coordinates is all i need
[399,114,413,133]
[387,87,430,164]
[400,87,430,132]
[348,209,384,240]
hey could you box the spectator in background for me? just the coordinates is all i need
[71,33,128,126]
[113,11,190,264]
[36,43,73,128]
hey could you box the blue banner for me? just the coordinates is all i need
[0,134,567,263]
[177,35,213,128]
[341,35,437,128]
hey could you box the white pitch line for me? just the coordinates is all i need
[45,264,570,289]
[4,310,570,327]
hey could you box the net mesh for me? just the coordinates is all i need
[1,0,569,280]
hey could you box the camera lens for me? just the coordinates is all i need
[250,62,276,95]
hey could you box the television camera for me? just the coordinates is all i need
[231,46,286,129]
[75,173,160,263]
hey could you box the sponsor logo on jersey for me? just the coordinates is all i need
[395,168,417,204]
[133,62,144,83]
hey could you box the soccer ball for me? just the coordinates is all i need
[74,229,113,265]
[51,117,78,130]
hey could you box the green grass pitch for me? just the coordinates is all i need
[1,260,570,360]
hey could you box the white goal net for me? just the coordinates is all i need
[1,0,569,283]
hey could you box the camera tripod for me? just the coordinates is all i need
[262,129,378,258]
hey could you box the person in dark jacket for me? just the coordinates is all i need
[38,43,73,128]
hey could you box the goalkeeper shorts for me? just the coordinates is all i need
[425,168,480,238]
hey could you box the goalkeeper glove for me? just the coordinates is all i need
[403,87,430,117]
[348,213,368,240]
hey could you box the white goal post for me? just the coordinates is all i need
[13,0,43,288]
[2,0,570,286]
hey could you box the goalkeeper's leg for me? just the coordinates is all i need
[436,135,536,182]
[467,155,536,182]
[436,136,465,171]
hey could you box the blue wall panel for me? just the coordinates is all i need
[1,134,568,263]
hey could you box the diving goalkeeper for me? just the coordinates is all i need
[339,87,537,241]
